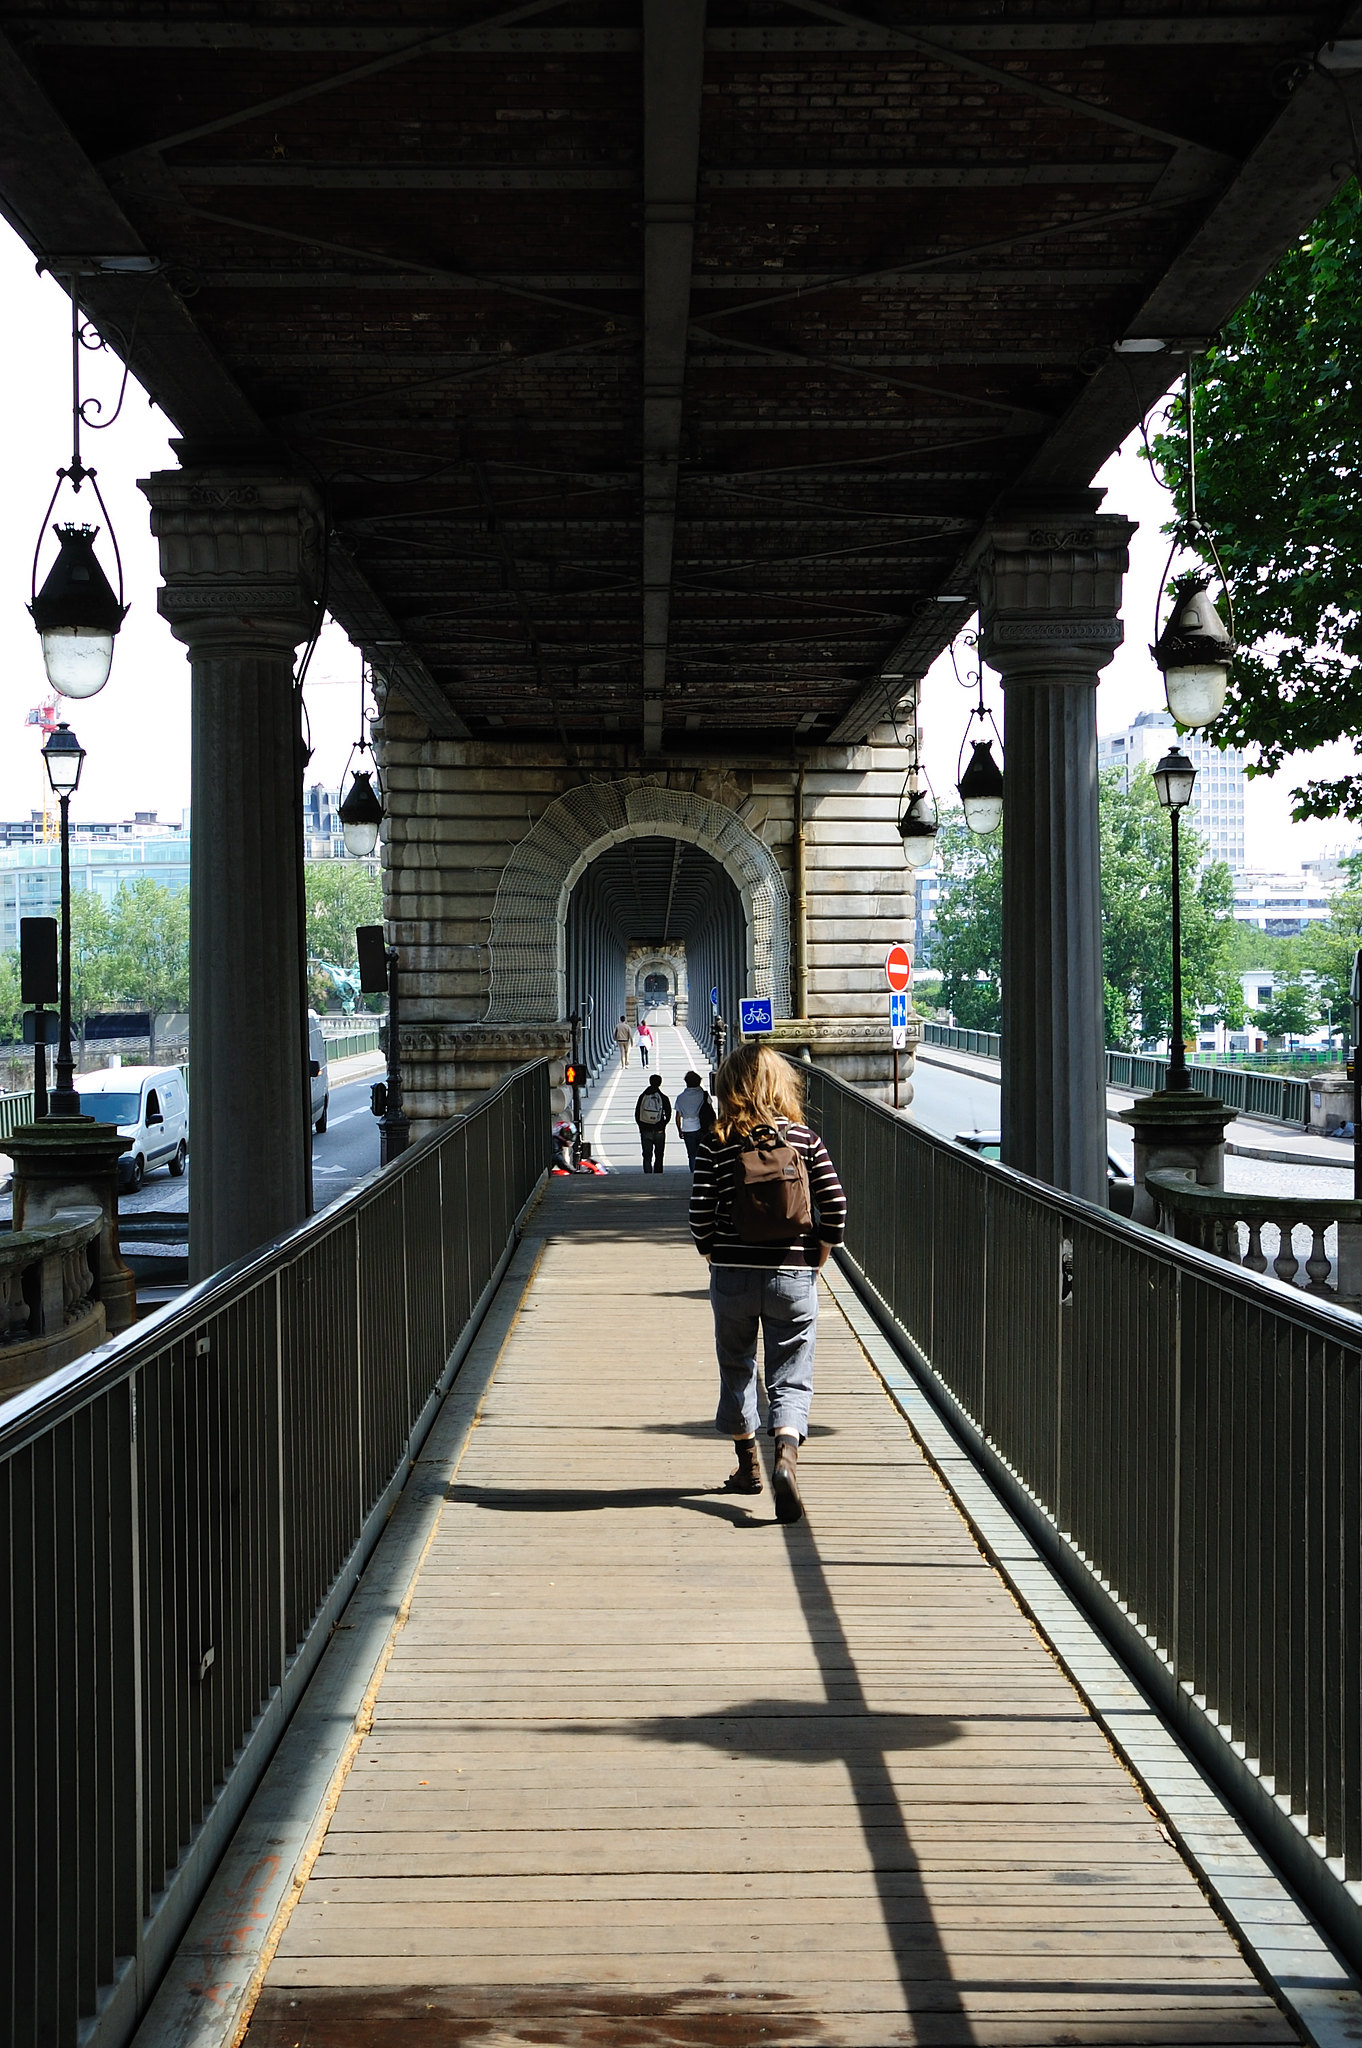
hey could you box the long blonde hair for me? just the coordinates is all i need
[713,1043,804,1142]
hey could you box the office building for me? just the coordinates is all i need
[1098,709,1247,872]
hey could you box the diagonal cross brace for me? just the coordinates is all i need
[642,0,706,755]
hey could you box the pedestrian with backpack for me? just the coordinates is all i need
[634,1073,673,1172]
[689,1043,846,1523]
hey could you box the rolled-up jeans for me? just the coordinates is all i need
[710,1264,818,1442]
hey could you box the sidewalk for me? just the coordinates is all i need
[917,1042,1350,1170]
[581,1018,710,1174]
[236,1172,1291,2048]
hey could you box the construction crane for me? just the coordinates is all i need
[25,698,60,841]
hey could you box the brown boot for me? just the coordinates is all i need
[723,1435,763,1495]
[772,1437,803,1523]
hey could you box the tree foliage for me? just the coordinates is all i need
[925,813,1003,1029]
[1151,181,1362,818]
[925,771,1243,1049]
[306,861,381,972]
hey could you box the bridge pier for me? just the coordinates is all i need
[979,503,1135,1206]
[377,714,919,1130]
[143,457,323,1278]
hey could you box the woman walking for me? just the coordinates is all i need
[689,1043,846,1523]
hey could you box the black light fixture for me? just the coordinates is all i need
[955,647,1004,835]
[40,722,87,1118]
[30,525,126,698]
[28,277,128,698]
[898,775,939,869]
[337,660,384,858]
[1153,743,1197,1092]
[1149,357,1235,730]
[1152,574,1234,729]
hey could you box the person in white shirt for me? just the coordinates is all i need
[673,1069,712,1170]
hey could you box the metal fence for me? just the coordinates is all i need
[807,1065,1362,1970]
[921,1021,1001,1060]
[318,1022,383,1063]
[922,1022,1310,1126]
[0,1058,549,2048]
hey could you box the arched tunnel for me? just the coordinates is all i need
[566,837,746,1072]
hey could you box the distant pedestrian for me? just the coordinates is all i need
[638,1018,653,1069]
[689,1044,846,1524]
[673,1069,714,1170]
[613,1015,632,1067]
[634,1074,673,1172]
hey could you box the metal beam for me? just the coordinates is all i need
[641,0,707,756]
[169,160,1177,190]
[27,17,1316,51]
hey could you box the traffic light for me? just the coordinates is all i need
[564,1062,580,1088]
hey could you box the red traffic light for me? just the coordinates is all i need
[564,1062,580,1087]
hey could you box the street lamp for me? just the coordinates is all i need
[338,768,383,857]
[30,524,127,698]
[1152,575,1234,729]
[337,660,385,856]
[41,721,87,1116]
[27,280,128,697]
[1153,743,1197,1092]
[898,777,939,868]
[957,739,1004,835]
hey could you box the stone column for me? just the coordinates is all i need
[978,502,1136,1205]
[141,458,323,1280]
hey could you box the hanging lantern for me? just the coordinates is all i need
[957,738,1004,835]
[1152,576,1234,729]
[338,768,384,857]
[30,524,127,698]
[898,782,939,868]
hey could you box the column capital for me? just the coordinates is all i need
[977,504,1137,684]
[139,462,324,657]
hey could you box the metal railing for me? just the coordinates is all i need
[0,1058,550,2048]
[318,1020,383,1062]
[922,1023,1310,1126]
[921,1021,1001,1060]
[807,1064,1362,1972]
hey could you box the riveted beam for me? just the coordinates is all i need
[641,0,707,756]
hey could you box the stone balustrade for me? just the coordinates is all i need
[1146,1169,1362,1307]
[0,1206,107,1398]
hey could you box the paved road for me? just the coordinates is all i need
[0,1069,383,1226]
[909,1055,1136,1170]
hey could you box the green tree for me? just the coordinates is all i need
[0,951,22,1045]
[70,888,116,1028]
[305,861,381,975]
[1296,853,1362,1033]
[1257,975,1319,1046]
[1151,182,1362,819]
[105,878,190,1057]
[931,775,1243,1049]
[925,813,1003,1030]
[1099,767,1242,1051]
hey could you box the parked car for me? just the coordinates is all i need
[310,1010,330,1134]
[77,1065,190,1191]
[953,1129,1135,1215]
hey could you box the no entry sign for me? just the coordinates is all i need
[885,944,912,992]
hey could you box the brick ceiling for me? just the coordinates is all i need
[0,2,1357,754]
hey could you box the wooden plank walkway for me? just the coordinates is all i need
[245,1178,1293,2048]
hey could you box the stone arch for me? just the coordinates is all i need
[484,778,790,1023]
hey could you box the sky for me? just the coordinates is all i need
[0,218,1354,871]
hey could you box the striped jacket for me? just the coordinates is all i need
[689,1122,847,1271]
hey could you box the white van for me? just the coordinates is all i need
[309,1011,330,1134]
[77,1065,190,1191]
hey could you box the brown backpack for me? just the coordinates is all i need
[728,1124,813,1243]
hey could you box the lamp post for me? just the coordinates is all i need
[1153,743,1198,1092]
[41,722,87,1117]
